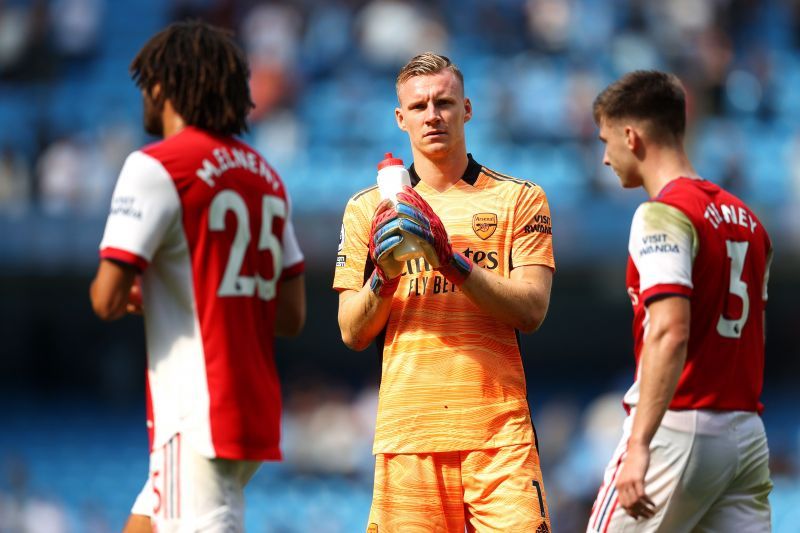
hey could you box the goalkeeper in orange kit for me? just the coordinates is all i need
[333,52,555,532]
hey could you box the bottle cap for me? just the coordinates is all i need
[377,152,404,170]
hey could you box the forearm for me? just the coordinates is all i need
[338,284,394,351]
[629,328,688,447]
[90,259,137,321]
[458,266,551,333]
[274,274,306,337]
[90,278,129,321]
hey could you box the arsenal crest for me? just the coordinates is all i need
[472,213,498,240]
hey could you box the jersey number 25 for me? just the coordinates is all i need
[209,190,285,302]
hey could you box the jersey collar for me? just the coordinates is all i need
[408,154,482,187]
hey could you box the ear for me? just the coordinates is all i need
[624,125,639,152]
[463,97,472,123]
[395,107,407,131]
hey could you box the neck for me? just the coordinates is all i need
[161,100,186,139]
[411,148,469,192]
[641,145,698,198]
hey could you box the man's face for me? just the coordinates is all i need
[142,87,163,137]
[598,116,641,188]
[395,70,472,160]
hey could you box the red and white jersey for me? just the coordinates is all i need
[99,126,304,460]
[624,178,771,413]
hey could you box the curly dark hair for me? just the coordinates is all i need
[130,20,254,136]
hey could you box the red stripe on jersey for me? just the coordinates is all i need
[641,283,692,306]
[100,247,148,271]
[281,260,305,280]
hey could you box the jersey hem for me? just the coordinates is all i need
[100,247,148,272]
[332,281,364,292]
[509,259,555,271]
[212,445,282,462]
[281,261,305,280]
[641,283,691,305]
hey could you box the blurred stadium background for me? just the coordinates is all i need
[0,0,798,531]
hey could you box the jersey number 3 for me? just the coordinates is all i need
[717,240,749,338]
[209,190,285,301]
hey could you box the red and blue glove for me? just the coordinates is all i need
[368,201,405,297]
[394,186,473,285]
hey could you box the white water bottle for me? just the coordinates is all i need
[376,152,425,262]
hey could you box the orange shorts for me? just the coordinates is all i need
[367,442,551,532]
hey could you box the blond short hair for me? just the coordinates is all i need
[395,52,464,95]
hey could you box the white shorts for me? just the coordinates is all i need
[130,433,262,532]
[587,409,772,533]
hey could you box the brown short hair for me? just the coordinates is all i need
[130,20,254,136]
[593,70,686,142]
[396,52,464,95]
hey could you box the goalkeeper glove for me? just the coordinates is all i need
[368,201,405,297]
[394,186,473,285]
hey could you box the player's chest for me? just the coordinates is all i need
[425,193,512,243]
[419,193,512,273]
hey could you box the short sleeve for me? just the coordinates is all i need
[762,247,772,302]
[280,193,305,279]
[99,151,180,271]
[629,201,697,304]
[510,184,555,270]
[332,195,373,291]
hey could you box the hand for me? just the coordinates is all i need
[394,186,472,285]
[127,277,143,315]
[368,199,405,297]
[616,442,656,520]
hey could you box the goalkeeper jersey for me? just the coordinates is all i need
[333,155,555,454]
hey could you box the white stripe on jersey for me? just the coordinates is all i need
[628,202,697,295]
[142,238,214,456]
[100,151,180,264]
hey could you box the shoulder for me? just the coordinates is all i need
[480,165,537,190]
[347,184,381,207]
[340,185,380,228]
[119,150,172,184]
[630,201,697,256]
[139,133,181,161]
[140,127,214,163]
[655,177,715,214]
[632,200,692,227]
[479,165,547,199]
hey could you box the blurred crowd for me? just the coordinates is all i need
[0,0,800,242]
